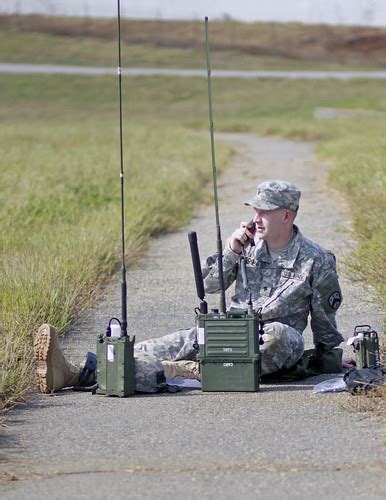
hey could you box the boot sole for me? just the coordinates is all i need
[33,324,56,394]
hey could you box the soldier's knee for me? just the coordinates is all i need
[260,322,304,374]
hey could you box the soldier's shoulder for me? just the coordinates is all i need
[299,235,336,265]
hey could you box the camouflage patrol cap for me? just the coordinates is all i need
[245,179,301,212]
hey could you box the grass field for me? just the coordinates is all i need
[0,84,233,409]
[1,15,386,70]
[0,30,337,70]
[1,21,385,410]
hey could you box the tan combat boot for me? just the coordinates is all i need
[34,324,80,393]
[161,360,201,381]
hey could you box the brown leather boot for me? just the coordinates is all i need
[161,360,201,381]
[34,324,80,393]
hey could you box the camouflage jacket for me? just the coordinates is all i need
[202,226,344,349]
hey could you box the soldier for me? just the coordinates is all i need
[34,180,352,394]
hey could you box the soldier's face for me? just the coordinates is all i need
[253,208,290,242]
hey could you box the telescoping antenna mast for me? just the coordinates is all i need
[96,0,135,398]
[205,16,226,314]
[117,0,127,335]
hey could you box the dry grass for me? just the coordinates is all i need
[340,386,384,415]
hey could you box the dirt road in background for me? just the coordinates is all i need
[2,63,386,79]
[2,134,383,499]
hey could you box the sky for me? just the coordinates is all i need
[1,0,386,27]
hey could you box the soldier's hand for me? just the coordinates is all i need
[229,221,255,254]
[342,356,356,369]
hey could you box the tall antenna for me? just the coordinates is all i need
[205,17,226,314]
[117,0,127,336]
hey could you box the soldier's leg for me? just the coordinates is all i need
[156,322,304,381]
[161,360,201,380]
[151,322,304,381]
[134,351,166,392]
[260,321,304,375]
[34,324,198,393]
[134,327,197,362]
[134,328,200,381]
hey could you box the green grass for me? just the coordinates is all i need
[2,74,386,124]
[0,76,234,409]
[2,30,380,71]
[2,18,386,70]
[1,71,385,410]
[319,120,386,295]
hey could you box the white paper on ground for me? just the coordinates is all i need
[313,377,347,394]
[166,377,202,389]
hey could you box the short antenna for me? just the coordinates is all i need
[205,16,226,314]
[117,0,127,336]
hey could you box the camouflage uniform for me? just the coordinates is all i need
[134,180,343,388]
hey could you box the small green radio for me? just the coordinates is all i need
[96,319,135,397]
[351,324,381,369]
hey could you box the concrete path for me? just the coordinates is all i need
[2,62,386,79]
[1,134,383,499]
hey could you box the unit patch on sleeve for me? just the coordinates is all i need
[328,291,342,309]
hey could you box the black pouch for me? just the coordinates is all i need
[261,348,343,382]
[343,367,384,393]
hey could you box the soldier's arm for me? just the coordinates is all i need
[201,246,239,294]
[310,252,344,349]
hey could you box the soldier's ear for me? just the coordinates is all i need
[282,209,292,223]
[283,209,297,223]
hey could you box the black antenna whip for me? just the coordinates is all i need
[205,17,226,314]
[117,0,127,336]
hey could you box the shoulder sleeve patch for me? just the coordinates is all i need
[328,291,341,309]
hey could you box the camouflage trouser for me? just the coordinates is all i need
[133,328,197,392]
[133,323,304,391]
[259,322,304,374]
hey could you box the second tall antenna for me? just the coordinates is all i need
[205,16,226,314]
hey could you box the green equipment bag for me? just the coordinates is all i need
[261,348,343,382]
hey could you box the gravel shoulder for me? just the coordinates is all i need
[2,133,383,499]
